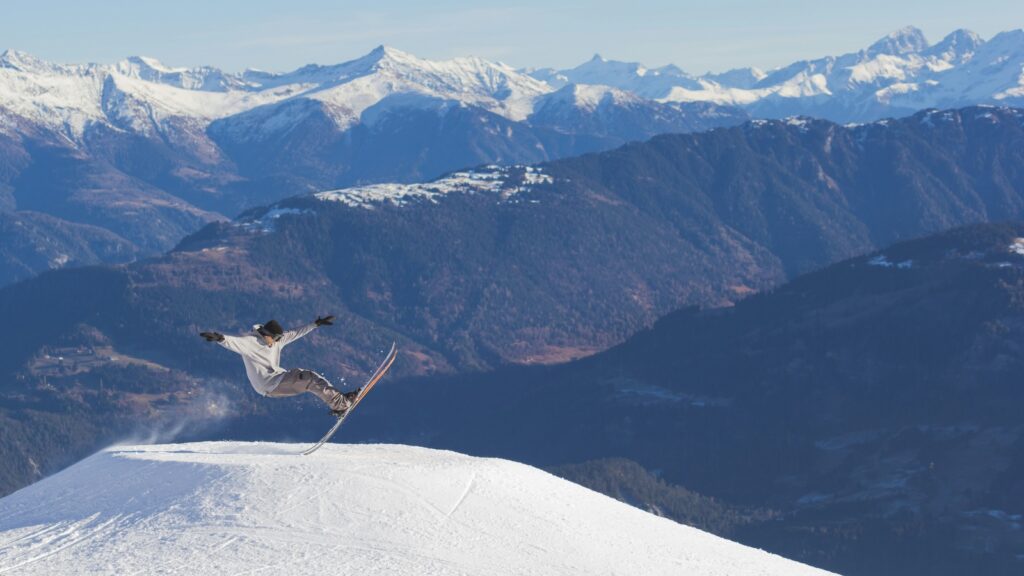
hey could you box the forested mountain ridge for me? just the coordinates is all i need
[382,222,1024,576]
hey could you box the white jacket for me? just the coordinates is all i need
[218,322,318,395]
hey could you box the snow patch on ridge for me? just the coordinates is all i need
[237,206,314,232]
[315,165,555,208]
[868,254,914,268]
[785,116,812,131]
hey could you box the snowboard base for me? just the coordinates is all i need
[300,342,397,456]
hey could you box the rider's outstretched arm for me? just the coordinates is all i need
[279,315,335,347]
[201,331,247,355]
[218,335,249,354]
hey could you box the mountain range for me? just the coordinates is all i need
[531,27,1024,122]
[2,105,1024,511]
[1,26,1022,285]
[0,45,744,286]
[0,106,1019,383]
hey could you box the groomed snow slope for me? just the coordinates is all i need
[0,442,833,575]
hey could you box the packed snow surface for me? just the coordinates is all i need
[0,442,833,575]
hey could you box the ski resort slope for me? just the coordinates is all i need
[0,442,833,575]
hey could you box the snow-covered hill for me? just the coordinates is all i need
[0,442,833,575]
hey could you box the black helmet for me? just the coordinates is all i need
[258,320,284,339]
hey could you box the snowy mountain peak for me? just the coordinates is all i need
[926,28,984,62]
[940,28,983,49]
[293,45,551,125]
[986,28,1024,51]
[547,82,641,109]
[559,53,701,98]
[114,56,238,91]
[0,49,56,73]
[705,67,769,89]
[572,54,646,77]
[334,44,511,81]
[0,45,559,140]
[367,43,391,58]
[543,26,1024,120]
[0,27,1022,141]
[0,442,833,575]
[377,44,416,60]
[868,26,930,55]
[357,44,418,68]
[124,55,186,74]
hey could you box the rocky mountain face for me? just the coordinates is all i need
[375,223,1024,576]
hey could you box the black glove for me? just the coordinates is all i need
[315,315,335,327]
[200,331,224,342]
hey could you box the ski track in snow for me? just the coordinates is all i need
[444,472,476,520]
[0,442,835,575]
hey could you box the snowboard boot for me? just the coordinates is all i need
[329,388,363,417]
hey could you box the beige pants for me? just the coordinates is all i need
[268,369,346,411]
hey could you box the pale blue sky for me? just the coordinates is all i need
[3,0,1022,73]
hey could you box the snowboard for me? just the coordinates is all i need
[300,342,398,456]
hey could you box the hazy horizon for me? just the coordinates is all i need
[2,0,1022,75]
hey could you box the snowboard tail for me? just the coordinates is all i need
[300,342,398,456]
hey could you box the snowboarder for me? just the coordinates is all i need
[199,316,360,416]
